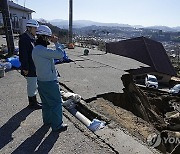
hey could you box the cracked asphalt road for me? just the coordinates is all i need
[0,70,116,154]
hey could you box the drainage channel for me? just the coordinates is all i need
[59,81,110,125]
[59,82,120,154]
[60,92,107,131]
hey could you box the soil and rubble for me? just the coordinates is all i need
[84,74,180,154]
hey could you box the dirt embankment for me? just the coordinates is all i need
[86,74,180,154]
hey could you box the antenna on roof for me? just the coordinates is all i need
[22,0,26,18]
[23,0,26,7]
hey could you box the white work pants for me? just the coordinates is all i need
[26,77,38,97]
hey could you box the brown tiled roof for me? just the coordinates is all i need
[106,36,176,76]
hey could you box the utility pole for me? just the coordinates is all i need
[69,0,73,44]
[0,0,15,56]
[178,45,180,70]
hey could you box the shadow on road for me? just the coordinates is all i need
[11,125,59,154]
[0,106,61,153]
[11,126,61,154]
[34,131,60,153]
[0,107,33,150]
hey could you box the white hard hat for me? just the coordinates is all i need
[36,25,52,36]
[26,19,39,28]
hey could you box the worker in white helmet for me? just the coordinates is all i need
[32,25,67,132]
[19,19,42,109]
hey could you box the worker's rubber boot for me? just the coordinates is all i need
[28,95,42,109]
[52,124,68,132]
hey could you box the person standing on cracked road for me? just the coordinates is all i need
[32,25,68,132]
[19,19,42,109]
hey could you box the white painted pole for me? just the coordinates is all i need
[69,108,91,126]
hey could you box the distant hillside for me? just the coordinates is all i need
[50,19,132,29]
[145,26,178,32]
[47,19,180,32]
[38,20,68,43]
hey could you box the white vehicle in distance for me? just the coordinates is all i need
[145,74,158,89]
[169,84,180,96]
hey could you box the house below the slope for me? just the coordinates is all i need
[106,36,176,84]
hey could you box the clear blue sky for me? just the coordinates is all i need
[15,0,180,27]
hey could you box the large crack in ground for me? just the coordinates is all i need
[60,73,180,154]
[85,74,180,154]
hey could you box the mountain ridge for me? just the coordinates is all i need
[41,19,180,32]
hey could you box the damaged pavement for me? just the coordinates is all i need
[1,46,180,153]
[57,47,180,154]
[56,47,162,153]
